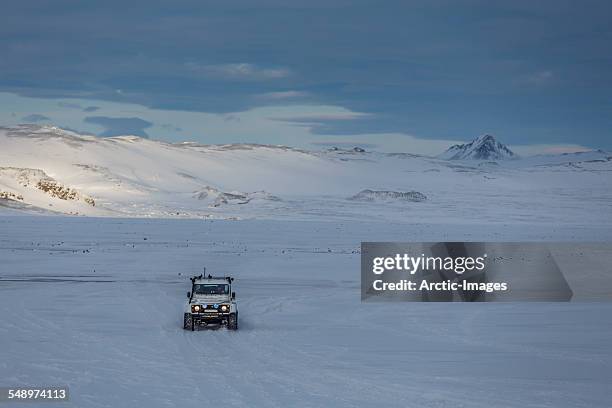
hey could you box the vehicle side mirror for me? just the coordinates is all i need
[187,292,191,298]
[231,292,235,299]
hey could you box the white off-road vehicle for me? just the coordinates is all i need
[183,274,238,331]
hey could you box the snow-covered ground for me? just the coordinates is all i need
[1,216,612,408]
[2,125,612,407]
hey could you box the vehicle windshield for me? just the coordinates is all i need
[193,284,229,295]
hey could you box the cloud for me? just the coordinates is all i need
[224,114,241,123]
[57,102,100,112]
[84,116,152,138]
[522,70,555,86]
[512,143,593,156]
[185,62,291,81]
[257,90,309,100]
[1,2,611,148]
[270,110,372,130]
[21,113,51,122]
[271,110,370,123]
[1,91,604,155]
[160,123,183,132]
[57,102,83,109]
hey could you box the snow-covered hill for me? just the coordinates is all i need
[439,134,516,160]
[1,125,611,225]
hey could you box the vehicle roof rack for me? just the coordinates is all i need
[191,274,233,282]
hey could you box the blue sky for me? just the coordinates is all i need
[0,0,610,154]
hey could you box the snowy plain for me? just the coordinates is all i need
[1,125,612,407]
[1,217,612,408]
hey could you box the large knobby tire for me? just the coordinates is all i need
[228,313,238,330]
[184,313,194,331]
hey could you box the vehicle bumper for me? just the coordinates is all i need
[190,312,231,325]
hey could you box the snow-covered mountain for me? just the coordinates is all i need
[439,134,516,160]
[1,125,610,223]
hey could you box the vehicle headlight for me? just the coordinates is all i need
[192,305,201,312]
[220,305,228,312]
